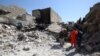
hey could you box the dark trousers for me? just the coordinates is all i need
[59,38,64,47]
[76,38,82,51]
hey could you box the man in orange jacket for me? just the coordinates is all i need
[70,27,78,48]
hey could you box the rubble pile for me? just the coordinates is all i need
[0,24,66,56]
[0,5,36,30]
[81,2,100,53]
[0,5,66,56]
[0,3,100,56]
[0,5,26,19]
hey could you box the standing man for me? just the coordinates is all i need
[59,28,67,47]
[76,30,83,52]
[70,27,78,48]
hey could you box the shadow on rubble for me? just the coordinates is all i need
[65,51,78,56]
[51,44,62,49]
[65,46,77,56]
[65,50,90,56]
[65,46,74,51]
[65,46,93,56]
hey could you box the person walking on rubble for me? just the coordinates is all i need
[70,27,78,48]
[59,28,67,47]
[74,23,83,52]
[76,29,83,52]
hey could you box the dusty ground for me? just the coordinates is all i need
[0,24,100,56]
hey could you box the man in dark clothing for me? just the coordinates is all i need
[76,30,83,52]
[74,23,83,52]
[59,29,67,47]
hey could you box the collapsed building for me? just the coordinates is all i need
[32,7,61,24]
[0,3,100,56]
[32,7,62,33]
[0,6,62,32]
[0,6,68,56]
[81,2,100,53]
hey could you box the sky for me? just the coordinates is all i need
[0,0,100,23]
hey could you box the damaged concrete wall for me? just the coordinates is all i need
[32,9,41,21]
[32,7,61,24]
[32,7,62,32]
[50,8,61,23]
[32,8,50,24]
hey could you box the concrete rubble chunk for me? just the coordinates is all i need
[17,33,26,41]
[0,5,27,19]
[0,9,10,15]
[46,23,62,33]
